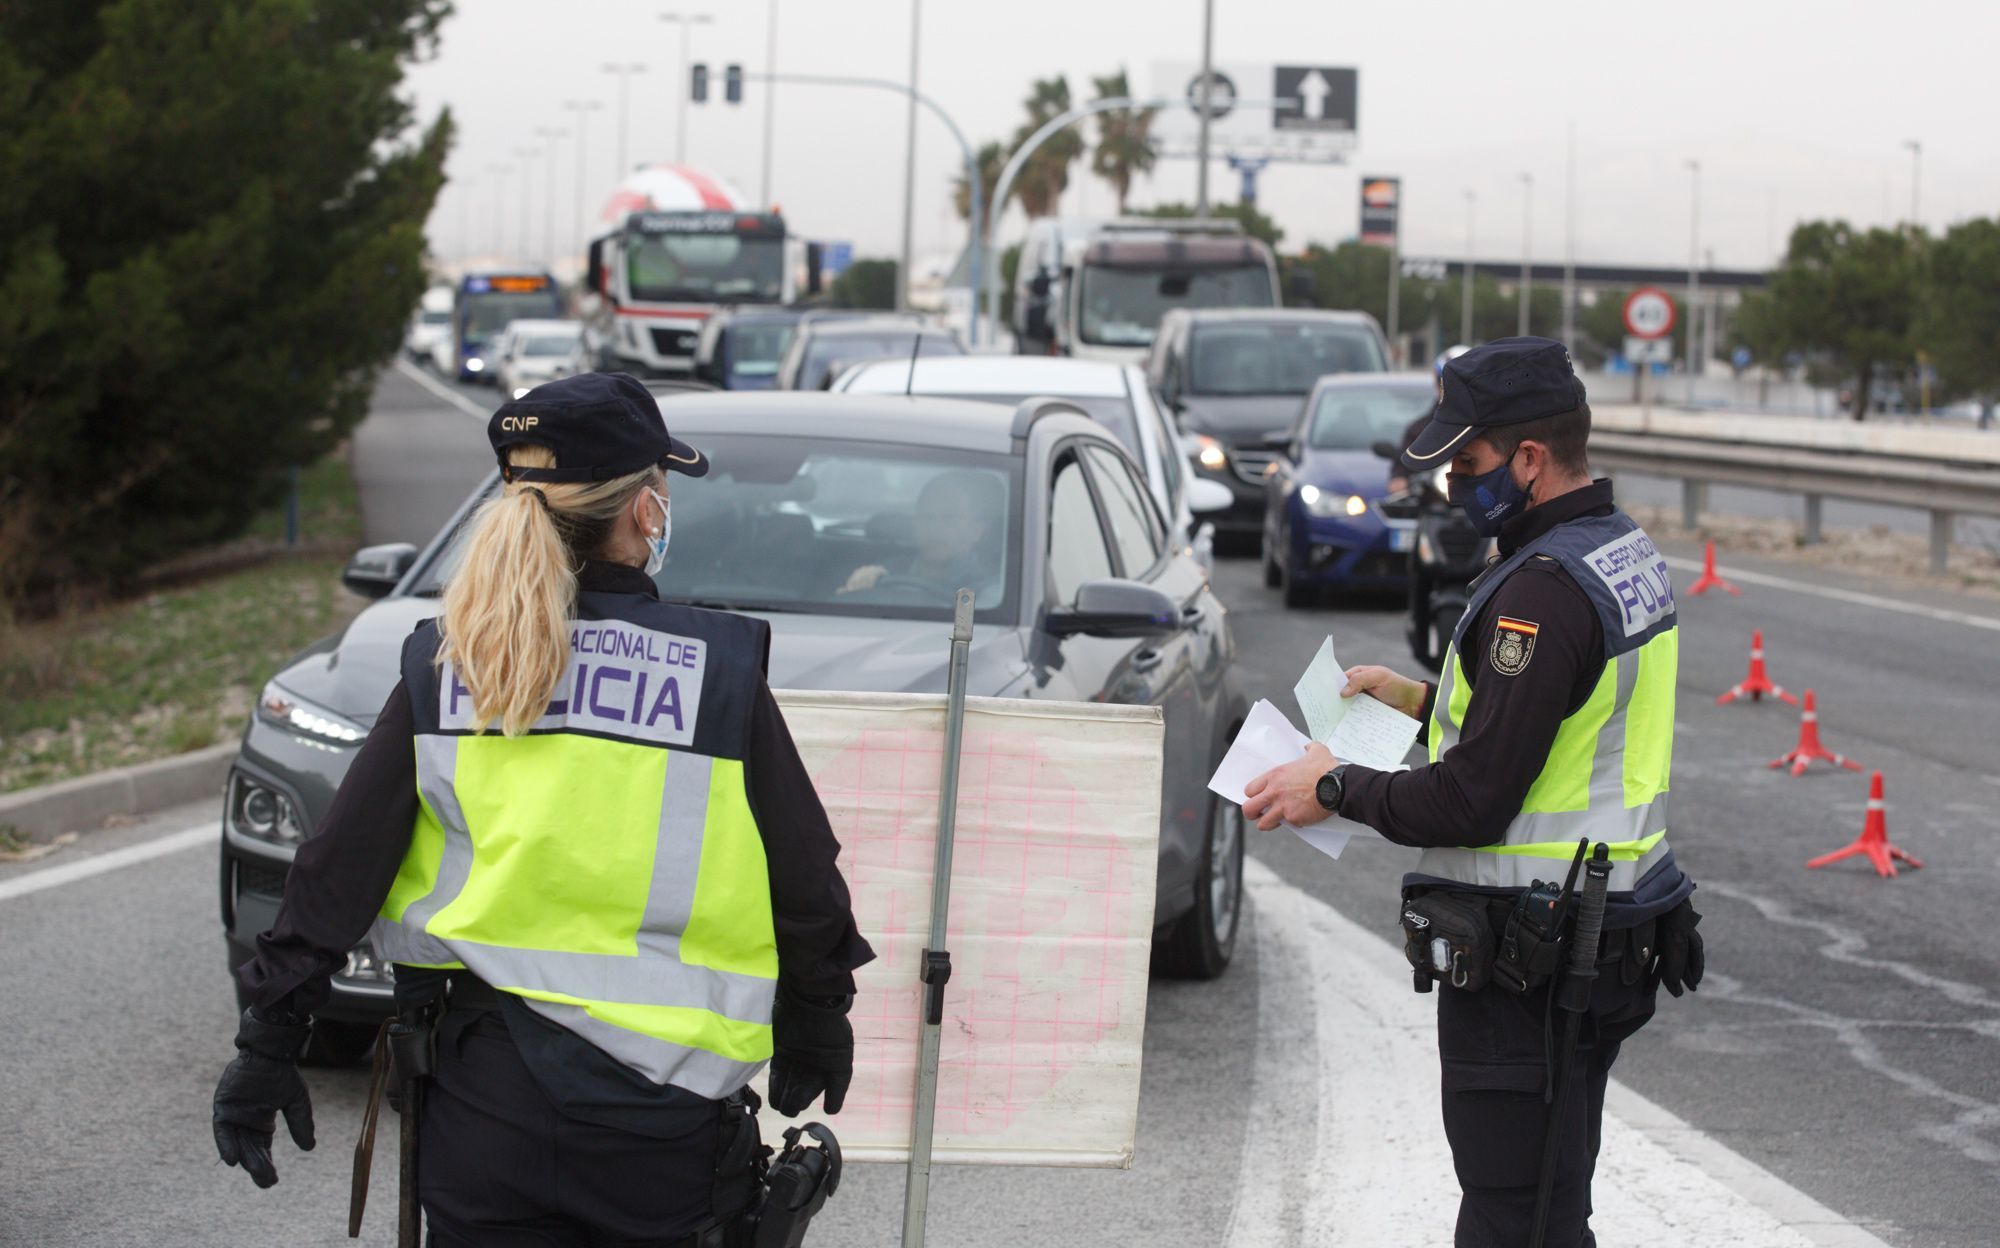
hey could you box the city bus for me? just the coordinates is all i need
[440,270,564,383]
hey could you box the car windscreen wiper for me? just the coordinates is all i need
[673,598,801,614]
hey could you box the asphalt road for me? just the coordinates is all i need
[4,364,1998,1246]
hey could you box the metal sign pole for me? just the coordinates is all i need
[898,588,975,1248]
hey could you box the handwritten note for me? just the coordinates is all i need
[1293,636,1422,771]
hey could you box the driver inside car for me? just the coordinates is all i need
[838,471,994,599]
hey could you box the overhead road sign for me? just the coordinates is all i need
[1150,61,1359,164]
[1623,287,1676,339]
[1273,65,1357,133]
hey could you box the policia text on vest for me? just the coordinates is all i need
[1241,339,1705,1248]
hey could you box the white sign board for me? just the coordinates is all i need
[762,690,1165,1167]
[1150,61,1357,164]
[1625,336,1673,364]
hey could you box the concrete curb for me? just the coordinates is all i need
[0,743,235,839]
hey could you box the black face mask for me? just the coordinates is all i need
[1446,448,1535,537]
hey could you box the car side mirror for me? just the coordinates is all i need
[1184,478,1233,515]
[805,241,824,296]
[1371,439,1401,460]
[1044,578,1180,639]
[1378,491,1423,522]
[1029,270,1052,297]
[341,543,418,599]
[585,239,605,294]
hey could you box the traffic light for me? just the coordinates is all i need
[690,62,708,103]
[724,64,743,104]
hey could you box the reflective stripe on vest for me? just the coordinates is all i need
[373,612,778,1099]
[1416,508,1678,895]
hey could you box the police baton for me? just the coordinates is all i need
[1529,840,1610,1248]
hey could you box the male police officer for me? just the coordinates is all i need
[1244,337,1704,1247]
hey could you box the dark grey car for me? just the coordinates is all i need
[220,392,1248,1059]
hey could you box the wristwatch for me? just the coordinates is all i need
[1314,764,1349,813]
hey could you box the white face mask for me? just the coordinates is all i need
[643,487,671,577]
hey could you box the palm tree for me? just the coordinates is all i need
[1090,69,1157,215]
[951,140,1007,236]
[1012,76,1081,219]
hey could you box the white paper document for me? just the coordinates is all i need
[1205,698,1355,859]
[1292,637,1423,771]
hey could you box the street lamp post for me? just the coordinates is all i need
[486,163,512,259]
[1685,159,1700,403]
[562,100,605,255]
[759,0,779,207]
[1562,122,1576,349]
[1903,139,1922,227]
[1518,172,1533,337]
[1462,189,1476,346]
[515,147,541,260]
[896,0,921,312]
[660,13,713,165]
[1194,0,1215,219]
[602,64,648,179]
[535,127,568,269]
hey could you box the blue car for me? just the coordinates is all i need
[1261,372,1438,607]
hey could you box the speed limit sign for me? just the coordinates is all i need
[1623,287,1676,339]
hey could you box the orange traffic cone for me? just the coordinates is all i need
[1687,541,1741,596]
[1769,690,1864,777]
[1807,772,1921,878]
[1717,630,1799,705]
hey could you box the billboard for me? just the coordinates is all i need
[1149,62,1359,164]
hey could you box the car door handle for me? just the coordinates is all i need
[1130,647,1165,672]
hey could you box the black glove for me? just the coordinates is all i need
[1654,900,1705,998]
[767,986,854,1117]
[213,1007,316,1188]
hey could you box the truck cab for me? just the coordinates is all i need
[1055,221,1279,365]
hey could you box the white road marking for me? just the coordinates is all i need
[393,356,492,420]
[1227,858,1895,1247]
[0,823,213,903]
[1665,555,2000,634]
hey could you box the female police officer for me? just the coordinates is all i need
[211,372,873,1245]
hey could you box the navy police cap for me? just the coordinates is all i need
[1402,337,1587,468]
[488,372,708,484]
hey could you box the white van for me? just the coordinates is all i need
[1010,217,1108,355]
[404,285,454,363]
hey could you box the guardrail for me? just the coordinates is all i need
[1585,406,2000,574]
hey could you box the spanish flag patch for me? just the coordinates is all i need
[1490,616,1539,676]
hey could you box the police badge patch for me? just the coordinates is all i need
[1490,616,1539,676]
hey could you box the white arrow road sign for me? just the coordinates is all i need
[1297,70,1330,120]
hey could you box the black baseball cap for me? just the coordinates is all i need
[1401,337,1587,468]
[487,372,708,483]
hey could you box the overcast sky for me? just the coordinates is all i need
[409,0,2000,274]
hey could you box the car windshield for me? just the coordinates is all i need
[419,310,450,325]
[731,323,797,378]
[1307,384,1436,450]
[519,334,579,357]
[463,292,563,339]
[1190,324,1388,395]
[415,437,1021,624]
[626,233,785,303]
[937,393,1142,460]
[800,333,958,390]
[1077,264,1275,347]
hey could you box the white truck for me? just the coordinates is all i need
[1015,218,1283,366]
[581,165,820,377]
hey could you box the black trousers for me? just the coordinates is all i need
[420,1012,726,1247]
[1436,965,1657,1248]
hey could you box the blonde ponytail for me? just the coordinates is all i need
[438,444,660,736]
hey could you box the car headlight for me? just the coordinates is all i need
[465,356,485,372]
[228,772,308,846]
[1298,484,1368,518]
[259,681,367,746]
[1194,435,1228,471]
